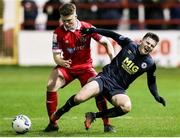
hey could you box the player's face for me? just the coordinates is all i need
[61,13,77,30]
[139,37,157,55]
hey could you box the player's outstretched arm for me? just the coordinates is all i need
[148,79,166,106]
[81,28,121,43]
[147,65,166,106]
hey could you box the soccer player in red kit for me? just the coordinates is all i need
[44,3,115,132]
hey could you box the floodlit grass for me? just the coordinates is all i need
[0,66,180,137]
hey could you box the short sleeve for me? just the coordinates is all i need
[52,33,61,53]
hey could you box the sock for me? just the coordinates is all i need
[95,95,110,126]
[46,91,57,121]
[55,95,78,119]
[95,107,127,118]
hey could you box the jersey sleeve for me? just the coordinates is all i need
[52,32,62,53]
[89,25,102,42]
[147,63,159,98]
[91,33,102,42]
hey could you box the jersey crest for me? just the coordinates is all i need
[80,36,87,43]
[141,62,147,69]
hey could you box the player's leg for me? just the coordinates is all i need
[45,67,73,132]
[94,94,131,118]
[45,68,65,132]
[78,69,113,132]
[50,80,101,123]
[111,94,132,113]
[95,95,115,132]
[85,94,131,131]
[46,68,65,119]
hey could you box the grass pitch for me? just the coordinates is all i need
[0,66,180,137]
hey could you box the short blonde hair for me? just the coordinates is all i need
[59,3,76,16]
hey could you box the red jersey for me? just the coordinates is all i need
[52,20,102,70]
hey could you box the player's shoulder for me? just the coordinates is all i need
[146,54,155,65]
[53,25,65,34]
[126,42,138,52]
[80,21,92,28]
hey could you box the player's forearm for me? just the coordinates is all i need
[148,83,159,98]
[147,75,160,98]
[106,47,115,60]
[54,58,64,66]
[93,28,121,42]
[147,64,159,98]
[100,37,115,60]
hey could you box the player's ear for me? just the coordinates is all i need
[74,12,77,18]
[138,39,142,45]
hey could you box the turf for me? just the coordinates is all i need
[0,66,180,137]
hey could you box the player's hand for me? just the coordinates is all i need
[80,28,95,35]
[61,59,72,68]
[155,96,166,106]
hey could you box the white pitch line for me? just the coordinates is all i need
[3,116,174,121]
[3,116,79,120]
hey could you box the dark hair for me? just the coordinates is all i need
[143,32,159,43]
[59,3,76,16]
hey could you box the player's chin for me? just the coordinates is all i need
[142,52,148,55]
[67,26,74,30]
[143,50,150,55]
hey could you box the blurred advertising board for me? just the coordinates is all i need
[19,30,180,67]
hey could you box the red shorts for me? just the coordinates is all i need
[55,65,97,87]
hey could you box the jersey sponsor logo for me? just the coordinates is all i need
[141,62,147,69]
[75,45,85,50]
[122,57,139,74]
[76,36,87,50]
[67,48,75,54]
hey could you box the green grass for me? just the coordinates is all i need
[0,66,180,137]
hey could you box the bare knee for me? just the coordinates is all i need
[112,94,132,113]
[47,83,56,91]
[74,94,85,103]
[46,77,65,92]
[120,101,132,113]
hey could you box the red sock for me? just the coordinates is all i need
[46,91,57,122]
[95,96,110,126]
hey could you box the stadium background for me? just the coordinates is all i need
[1,0,180,67]
[0,0,180,137]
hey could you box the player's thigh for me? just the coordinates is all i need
[75,80,100,103]
[111,94,131,112]
[47,68,66,91]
